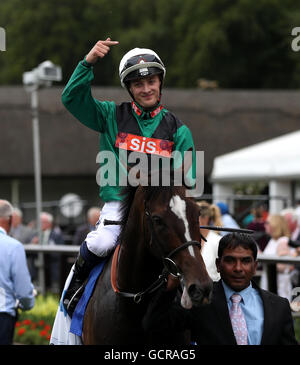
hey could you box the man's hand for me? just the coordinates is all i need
[85,38,119,64]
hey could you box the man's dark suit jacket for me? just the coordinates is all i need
[72,224,94,246]
[143,280,298,345]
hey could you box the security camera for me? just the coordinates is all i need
[36,60,62,82]
[23,60,62,91]
[22,71,38,86]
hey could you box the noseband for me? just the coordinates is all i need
[144,209,203,278]
[104,209,203,303]
[104,209,253,303]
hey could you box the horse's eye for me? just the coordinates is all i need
[152,215,164,226]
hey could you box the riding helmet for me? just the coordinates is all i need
[119,48,166,90]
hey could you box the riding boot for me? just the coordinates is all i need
[63,242,103,317]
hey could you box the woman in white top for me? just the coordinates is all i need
[197,201,222,282]
[261,214,295,301]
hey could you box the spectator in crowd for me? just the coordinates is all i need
[261,214,295,301]
[0,200,35,345]
[9,208,35,244]
[281,208,300,288]
[246,204,269,252]
[31,212,64,292]
[197,201,221,281]
[72,207,101,246]
[216,202,240,236]
[281,208,300,242]
[143,232,298,345]
[295,199,300,223]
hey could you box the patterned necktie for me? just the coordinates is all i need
[229,294,248,345]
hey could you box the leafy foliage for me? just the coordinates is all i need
[0,0,300,88]
[13,293,59,345]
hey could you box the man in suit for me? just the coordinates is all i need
[72,207,101,246]
[10,208,35,244]
[143,232,298,345]
[31,212,64,292]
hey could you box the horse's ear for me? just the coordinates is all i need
[118,150,148,186]
[139,168,149,186]
[127,165,149,187]
[135,169,149,186]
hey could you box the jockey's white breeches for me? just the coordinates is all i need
[85,201,122,257]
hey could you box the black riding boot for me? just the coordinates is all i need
[63,243,103,317]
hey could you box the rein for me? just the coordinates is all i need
[110,244,166,303]
[105,217,254,304]
[105,217,202,303]
[104,220,254,234]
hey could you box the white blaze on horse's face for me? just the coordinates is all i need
[169,195,194,257]
[169,195,194,309]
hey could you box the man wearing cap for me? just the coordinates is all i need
[61,38,196,315]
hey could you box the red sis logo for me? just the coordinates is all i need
[115,132,173,157]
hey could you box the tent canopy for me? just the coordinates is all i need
[211,130,300,182]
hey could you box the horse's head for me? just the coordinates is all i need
[117,153,213,308]
[141,182,213,308]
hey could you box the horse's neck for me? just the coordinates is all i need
[117,209,159,292]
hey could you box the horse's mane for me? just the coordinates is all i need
[117,169,185,244]
[118,184,139,231]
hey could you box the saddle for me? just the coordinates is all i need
[68,247,120,337]
[66,246,120,318]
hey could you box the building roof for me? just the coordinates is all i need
[211,129,300,182]
[1,86,300,177]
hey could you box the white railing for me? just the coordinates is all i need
[24,244,80,254]
[23,246,300,316]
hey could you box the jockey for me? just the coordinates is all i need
[62,38,196,316]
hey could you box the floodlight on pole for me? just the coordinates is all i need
[22,60,62,295]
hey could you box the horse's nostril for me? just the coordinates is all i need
[188,283,212,307]
[203,286,212,303]
[188,284,196,296]
[188,284,202,302]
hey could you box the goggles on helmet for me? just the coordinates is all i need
[119,48,166,89]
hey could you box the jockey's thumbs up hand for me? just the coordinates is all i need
[85,37,119,64]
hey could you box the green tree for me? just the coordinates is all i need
[0,0,300,88]
[0,0,125,84]
[173,0,299,88]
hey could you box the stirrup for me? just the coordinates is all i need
[63,284,85,317]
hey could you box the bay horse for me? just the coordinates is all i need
[81,171,213,344]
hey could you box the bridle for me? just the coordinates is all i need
[144,208,203,278]
[104,208,203,303]
[104,207,254,304]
